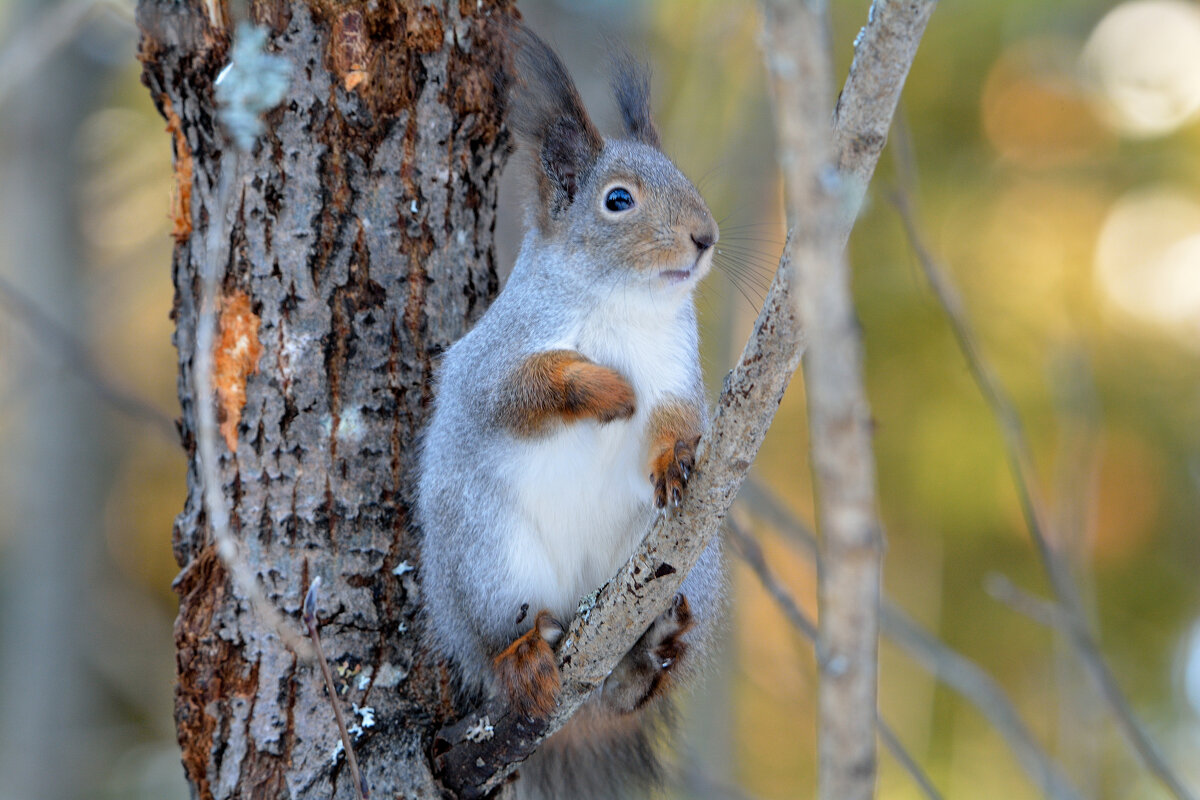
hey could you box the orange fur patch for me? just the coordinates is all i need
[163,99,194,243]
[493,610,562,719]
[501,350,636,436]
[214,292,262,451]
[646,402,702,508]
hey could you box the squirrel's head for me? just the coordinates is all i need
[506,27,718,292]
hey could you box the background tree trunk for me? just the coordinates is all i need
[0,3,111,797]
[137,1,516,796]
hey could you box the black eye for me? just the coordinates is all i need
[604,187,635,213]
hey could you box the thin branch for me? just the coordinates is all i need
[877,716,944,800]
[984,573,1072,634]
[738,482,1084,800]
[892,191,1197,800]
[738,479,818,560]
[880,603,1084,800]
[304,578,369,800]
[832,0,939,249]
[759,1,938,796]
[435,2,936,793]
[725,516,943,800]
[0,272,176,440]
[726,515,817,642]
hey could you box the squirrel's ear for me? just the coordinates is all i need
[609,49,661,149]
[507,26,603,220]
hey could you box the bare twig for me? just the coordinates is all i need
[832,0,939,248]
[892,192,1197,800]
[876,717,943,800]
[984,573,1072,633]
[0,272,176,439]
[739,481,1084,800]
[725,516,943,800]
[881,603,1084,800]
[1046,354,1105,794]
[435,2,936,792]
[738,479,818,560]
[726,515,817,642]
[304,578,369,800]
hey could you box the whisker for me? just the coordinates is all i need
[715,257,773,293]
[713,258,768,306]
[714,252,779,280]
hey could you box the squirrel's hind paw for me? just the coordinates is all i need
[493,610,564,719]
[602,593,695,713]
[651,435,699,509]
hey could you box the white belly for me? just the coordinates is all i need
[501,298,695,620]
[505,416,653,620]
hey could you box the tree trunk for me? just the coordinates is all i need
[136,1,515,796]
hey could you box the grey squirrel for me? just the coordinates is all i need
[417,24,724,799]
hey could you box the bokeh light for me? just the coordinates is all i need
[982,39,1112,168]
[1095,186,1200,344]
[1081,0,1200,138]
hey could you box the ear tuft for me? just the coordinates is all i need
[505,25,603,221]
[608,48,661,148]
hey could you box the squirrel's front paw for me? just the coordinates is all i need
[565,362,636,424]
[493,610,565,719]
[603,593,695,713]
[650,434,700,509]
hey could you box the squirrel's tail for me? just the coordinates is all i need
[513,701,671,800]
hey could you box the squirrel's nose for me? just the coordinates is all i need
[690,231,715,252]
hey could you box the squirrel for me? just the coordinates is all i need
[416,24,725,800]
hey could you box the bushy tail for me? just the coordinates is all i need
[512,702,670,800]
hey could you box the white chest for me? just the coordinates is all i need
[501,300,695,620]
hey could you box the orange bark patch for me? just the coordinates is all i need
[331,9,370,91]
[404,6,444,53]
[174,547,260,800]
[214,292,262,451]
[163,99,194,243]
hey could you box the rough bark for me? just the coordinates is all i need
[137,1,515,797]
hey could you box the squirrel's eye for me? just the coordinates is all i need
[604,187,635,213]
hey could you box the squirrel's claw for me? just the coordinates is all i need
[602,593,695,713]
[651,435,699,509]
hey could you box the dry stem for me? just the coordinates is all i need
[304,578,369,800]
[726,516,942,800]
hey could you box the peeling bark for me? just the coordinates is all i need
[137,1,515,796]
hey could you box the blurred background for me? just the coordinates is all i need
[0,0,1198,798]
